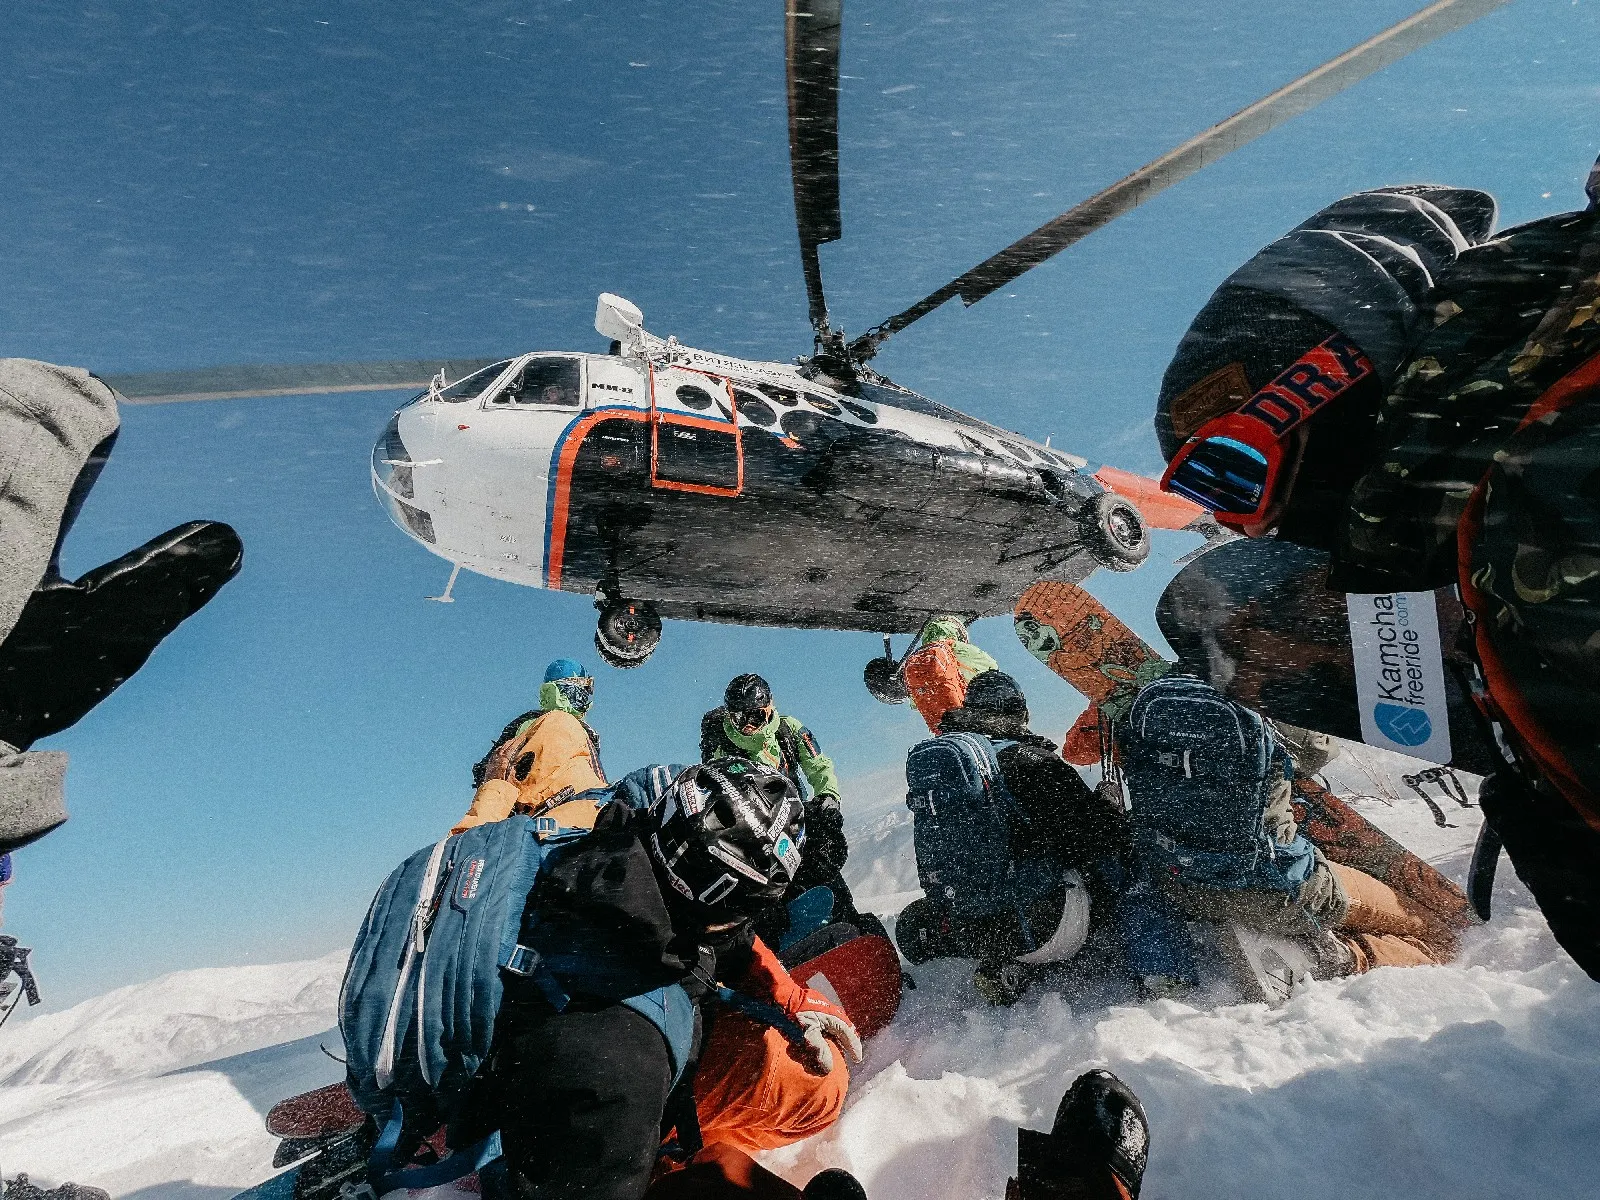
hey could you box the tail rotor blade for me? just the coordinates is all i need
[849,0,1509,361]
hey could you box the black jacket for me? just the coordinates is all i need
[939,706,1129,869]
[510,801,754,1007]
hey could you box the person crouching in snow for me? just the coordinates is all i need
[462,758,862,1200]
[893,671,1146,1005]
[1117,674,1450,983]
[701,673,882,943]
[452,657,607,834]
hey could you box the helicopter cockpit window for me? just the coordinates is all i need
[494,357,582,407]
[434,360,513,403]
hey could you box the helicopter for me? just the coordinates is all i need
[101,0,1503,685]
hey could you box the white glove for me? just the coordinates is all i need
[793,993,863,1076]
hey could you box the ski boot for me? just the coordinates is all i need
[1008,1070,1149,1200]
[803,1169,868,1199]
[974,959,1033,1006]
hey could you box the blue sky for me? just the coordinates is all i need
[2,0,1595,1007]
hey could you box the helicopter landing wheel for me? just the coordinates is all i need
[1083,492,1149,572]
[864,654,909,704]
[594,598,661,669]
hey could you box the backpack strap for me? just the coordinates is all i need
[775,718,807,795]
[374,835,451,1091]
[369,1103,503,1194]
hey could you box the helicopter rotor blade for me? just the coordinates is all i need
[848,0,1509,362]
[101,359,503,404]
[786,0,844,334]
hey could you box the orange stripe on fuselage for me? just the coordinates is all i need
[546,408,649,593]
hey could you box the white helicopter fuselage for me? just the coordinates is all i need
[371,303,1109,631]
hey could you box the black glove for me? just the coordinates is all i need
[801,795,848,875]
[0,521,242,751]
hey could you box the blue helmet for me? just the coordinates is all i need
[544,657,590,683]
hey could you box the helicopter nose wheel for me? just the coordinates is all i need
[595,598,662,669]
[1082,492,1150,572]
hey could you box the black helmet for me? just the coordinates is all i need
[647,759,803,918]
[964,670,1029,722]
[724,673,773,713]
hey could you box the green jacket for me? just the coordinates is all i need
[700,709,840,801]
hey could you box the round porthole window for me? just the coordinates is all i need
[675,384,715,411]
[758,384,800,407]
[734,390,777,426]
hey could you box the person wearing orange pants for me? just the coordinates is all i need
[695,1009,850,1153]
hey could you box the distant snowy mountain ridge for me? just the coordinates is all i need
[0,951,346,1089]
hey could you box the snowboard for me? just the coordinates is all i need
[1013,581,1479,944]
[1014,581,1170,721]
[266,1082,363,1142]
[1291,774,1476,933]
[1015,580,1175,766]
[229,1120,375,1200]
[788,930,903,1040]
[1153,538,1499,775]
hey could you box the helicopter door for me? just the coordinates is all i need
[649,369,743,496]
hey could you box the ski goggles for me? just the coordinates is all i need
[551,676,594,712]
[1161,332,1374,526]
[734,704,774,733]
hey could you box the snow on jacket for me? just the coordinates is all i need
[452,702,606,834]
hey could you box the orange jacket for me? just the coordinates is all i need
[451,709,606,834]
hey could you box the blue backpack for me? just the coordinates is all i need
[1118,675,1314,894]
[339,799,695,1192]
[904,733,1060,935]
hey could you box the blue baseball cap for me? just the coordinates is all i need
[544,657,590,683]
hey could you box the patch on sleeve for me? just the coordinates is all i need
[1169,361,1252,441]
[773,831,801,879]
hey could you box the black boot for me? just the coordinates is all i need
[803,1168,867,1200]
[1011,1070,1148,1200]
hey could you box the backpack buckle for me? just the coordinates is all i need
[504,944,541,977]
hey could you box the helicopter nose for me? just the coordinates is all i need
[372,411,437,544]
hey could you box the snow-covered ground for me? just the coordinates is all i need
[4,745,1596,1199]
